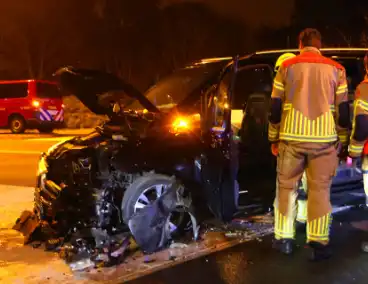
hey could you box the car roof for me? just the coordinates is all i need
[246,48,368,61]
[187,48,368,71]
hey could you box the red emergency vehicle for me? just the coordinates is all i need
[0,80,64,133]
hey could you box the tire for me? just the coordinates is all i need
[38,126,54,134]
[9,115,26,134]
[122,173,192,235]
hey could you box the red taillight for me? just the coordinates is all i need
[32,100,40,108]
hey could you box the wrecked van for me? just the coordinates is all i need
[14,48,368,267]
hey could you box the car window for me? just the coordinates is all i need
[218,65,273,110]
[36,82,62,98]
[207,72,232,129]
[0,83,28,99]
[142,65,220,110]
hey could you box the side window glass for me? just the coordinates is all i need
[0,85,8,99]
[0,83,28,99]
[208,71,232,129]
[232,65,273,110]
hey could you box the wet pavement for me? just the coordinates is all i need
[132,208,368,284]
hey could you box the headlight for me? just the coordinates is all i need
[172,117,190,130]
[171,114,200,133]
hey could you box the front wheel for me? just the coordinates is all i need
[9,115,26,134]
[122,173,192,237]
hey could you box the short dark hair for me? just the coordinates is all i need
[298,28,322,49]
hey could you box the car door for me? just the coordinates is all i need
[234,64,275,207]
[199,57,239,222]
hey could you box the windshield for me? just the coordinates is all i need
[36,82,62,98]
[128,64,223,111]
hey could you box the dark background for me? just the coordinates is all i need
[0,0,367,91]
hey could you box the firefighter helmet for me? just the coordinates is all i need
[274,52,296,72]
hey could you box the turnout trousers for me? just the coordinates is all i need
[274,141,338,244]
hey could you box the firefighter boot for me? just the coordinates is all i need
[309,241,332,261]
[272,238,294,255]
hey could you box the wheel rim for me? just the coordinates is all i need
[12,120,21,130]
[133,184,186,234]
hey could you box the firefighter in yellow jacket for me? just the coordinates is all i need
[269,28,350,260]
[274,52,308,224]
[348,52,368,252]
[349,53,368,205]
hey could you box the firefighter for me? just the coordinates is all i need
[269,28,350,260]
[274,53,308,225]
[348,52,368,252]
[349,52,368,207]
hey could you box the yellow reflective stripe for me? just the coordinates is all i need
[283,103,292,110]
[274,79,284,88]
[295,110,300,135]
[274,207,295,239]
[338,135,348,144]
[349,144,364,154]
[279,133,337,142]
[336,84,348,94]
[350,99,359,141]
[285,110,290,132]
[279,106,337,143]
[356,99,368,112]
[307,214,331,243]
[316,116,320,135]
[336,89,347,94]
[273,84,284,91]
[273,79,285,91]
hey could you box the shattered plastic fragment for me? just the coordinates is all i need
[170,242,189,249]
[69,258,95,271]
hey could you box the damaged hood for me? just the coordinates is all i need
[53,67,159,115]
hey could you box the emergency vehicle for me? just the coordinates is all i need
[0,80,64,133]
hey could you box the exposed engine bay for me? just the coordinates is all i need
[14,114,200,269]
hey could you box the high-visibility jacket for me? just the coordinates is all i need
[349,78,368,157]
[268,47,350,144]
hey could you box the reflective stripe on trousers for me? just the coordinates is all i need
[275,207,332,243]
[274,141,337,244]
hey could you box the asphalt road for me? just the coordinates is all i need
[133,209,368,284]
[0,133,77,187]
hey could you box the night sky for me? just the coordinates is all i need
[161,0,295,29]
